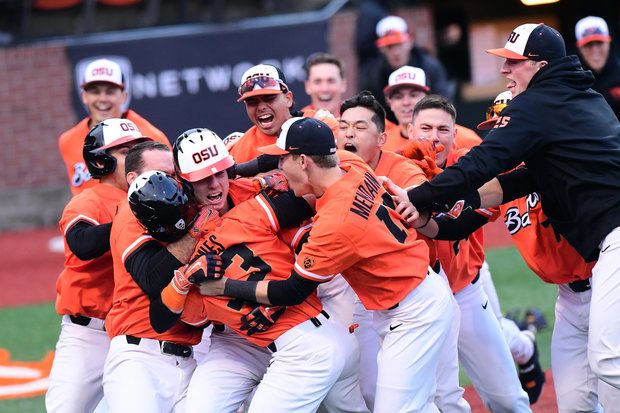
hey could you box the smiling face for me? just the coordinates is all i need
[578,41,610,73]
[500,59,545,98]
[191,170,230,214]
[243,92,293,136]
[81,83,127,125]
[409,108,455,167]
[304,63,346,115]
[337,106,385,169]
[387,86,427,127]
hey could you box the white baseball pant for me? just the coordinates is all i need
[318,274,357,328]
[46,315,109,413]
[589,226,620,389]
[372,272,453,413]
[455,280,532,412]
[192,324,213,365]
[352,295,380,410]
[103,335,196,413]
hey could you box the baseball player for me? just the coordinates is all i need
[404,23,620,390]
[102,143,203,413]
[199,117,454,413]
[46,119,152,413]
[404,95,532,411]
[142,128,368,413]
[302,52,348,117]
[58,58,170,196]
[336,91,469,412]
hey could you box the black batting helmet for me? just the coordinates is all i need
[128,170,199,243]
[83,118,151,179]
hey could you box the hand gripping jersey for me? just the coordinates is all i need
[56,183,126,319]
[382,120,482,154]
[500,192,594,284]
[180,193,322,347]
[105,201,202,344]
[435,146,498,293]
[294,163,430,310]
[58,110,170,196]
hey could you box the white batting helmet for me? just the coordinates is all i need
[173,128,235,182]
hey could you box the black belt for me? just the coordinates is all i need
[568,279,591,293]
[69,315,91,326]
[267,312,327,353]
[126,335,193,358]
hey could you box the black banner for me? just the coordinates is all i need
[66,21,327,141]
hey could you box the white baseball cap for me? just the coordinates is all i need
[487,23,566,62]
[81,58,124,89]
[575,16,612,47]
[237,64,289,102]
[383,66,430,96]
[375,16,410,47]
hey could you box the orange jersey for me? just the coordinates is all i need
[500,193,594,284]
[375,150,427,189]
[434,147,498,293]
[294,164,429,310]
[56,183,126,319]
[105,201,201,345]
[383,120,407,153]
[454,124,482,150]
[58,110,170,196]
[181,193,322,347]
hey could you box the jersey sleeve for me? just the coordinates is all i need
[59,194,102,235]
[293,222,358,282]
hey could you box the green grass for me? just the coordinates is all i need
[0,247,559,410]
[458,246,557,386]
[0,302,59,413]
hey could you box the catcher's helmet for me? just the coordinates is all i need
[173,128,235,183]
[83,118,150,179]
[128,170,198,243]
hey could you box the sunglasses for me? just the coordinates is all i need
[485,102,508,121]
[238,76,288,96]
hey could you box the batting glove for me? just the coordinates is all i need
[402,139,445,161]
[176,253,224,287]
[240,306,286,336]
[252,173,289,196]
[188,208,219,240]
[413,156,443,180]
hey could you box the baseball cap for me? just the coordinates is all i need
[477,91,512,130]
[575,16,612,47]
[486,23,566,62]
[383,66,430,96]
[375,16,411,48]
[81,58,124,89]
[237,64,289,102]
[257,117,337,156]
[96,118,151,150]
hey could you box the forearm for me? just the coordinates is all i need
[434,210,489,240]
[150,295,181,333]
[125,243,184,296]
[222,272,319,306]
[166,233,197,264]
[65,222,112,260]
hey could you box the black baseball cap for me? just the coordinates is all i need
[257,117,337,156]
[487,23,566,62]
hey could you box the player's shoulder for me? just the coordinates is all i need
[58,117,90,147]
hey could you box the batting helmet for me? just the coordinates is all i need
[173,128,235,183]
[128,170,199,243]
[83,118,151,179]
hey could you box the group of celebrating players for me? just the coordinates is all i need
[46,16,620,413]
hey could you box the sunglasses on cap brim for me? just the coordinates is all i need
[238,76,288,97]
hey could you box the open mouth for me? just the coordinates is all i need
[257,113,274,127]
[343,143,357,152]
[317,94,333,102]
[205,192,223,202]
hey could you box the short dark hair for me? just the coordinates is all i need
[305,53,345,79]
[125,141,170,175]
[412,95,457,122]
[291,153,339,168]
[340,91,386,132]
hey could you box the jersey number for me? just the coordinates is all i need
[221,243,271,311]
[376,193,408,244]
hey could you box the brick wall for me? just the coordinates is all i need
[0,45,76,190]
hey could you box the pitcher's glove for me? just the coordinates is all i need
[252,173,289,196]
[178,253,224,285]
[240,306,286,336]
[402,139,445,161]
